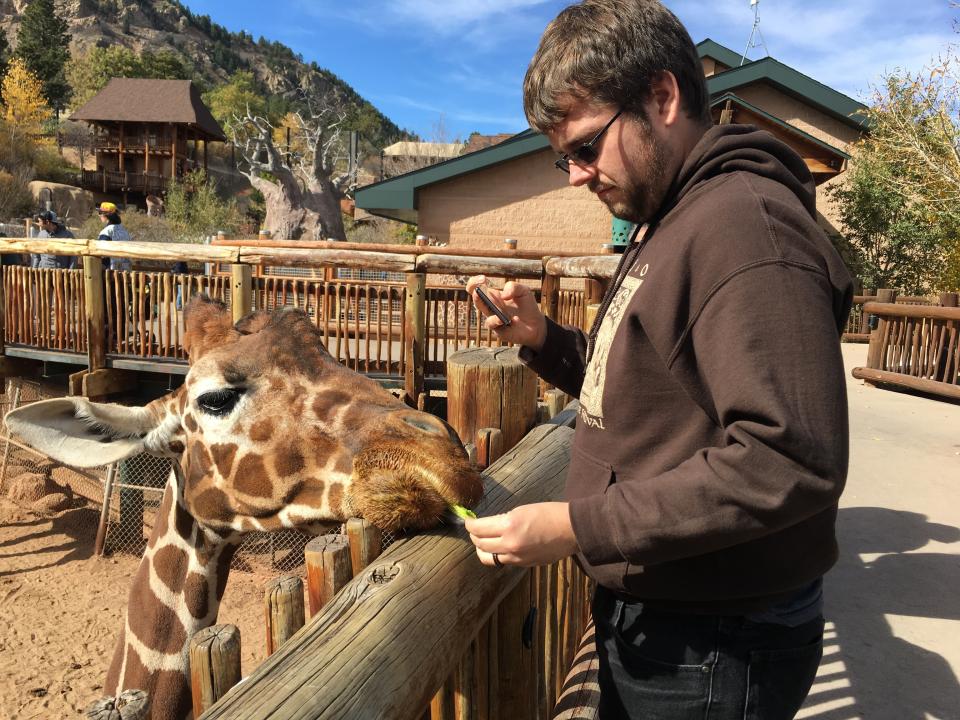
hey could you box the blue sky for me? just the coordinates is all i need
[182,0,957,141]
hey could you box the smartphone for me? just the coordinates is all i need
[474,286,512,327]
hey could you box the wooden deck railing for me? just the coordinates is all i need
[200,421,592,720]
[0,238,604,402]
[852,296,960,401]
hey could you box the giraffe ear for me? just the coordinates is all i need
[4,398,157,468]
[183,295,239,360]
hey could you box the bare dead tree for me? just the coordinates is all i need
[232,89,357,240]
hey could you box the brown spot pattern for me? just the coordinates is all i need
[312,390,351,420]
[328,483,344,515]
[272,443,304,478]
[153,545,189,594]
[183,572,210,620]
[168,440,185,455]
[192,488,232,525]
[234,453,272,498]
[128,577,186,654]
[250,419,274,443]
[210,443,239,479]
[183,413,198,433]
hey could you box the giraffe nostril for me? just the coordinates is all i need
[397,411,463,444]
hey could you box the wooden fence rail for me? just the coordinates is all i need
[0,238,600,402]
[199,422,582,720]
[852,300,960,401]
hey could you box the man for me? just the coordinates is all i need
[31,210,76,269]
[463,1,853,718]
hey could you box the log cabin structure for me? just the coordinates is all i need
[70,78,226,206]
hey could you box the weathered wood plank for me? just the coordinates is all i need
[415,254,543,278]
[200,423,573,720]
[89,241,239,262]
[0,237,88,256]
[239,247,417,271]
[862,302,960,322]
[544,256,620,280]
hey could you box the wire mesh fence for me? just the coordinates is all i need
[0,378,402,575]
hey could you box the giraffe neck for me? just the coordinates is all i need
[105,466,238,720]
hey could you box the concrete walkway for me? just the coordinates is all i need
[797,344,960,720]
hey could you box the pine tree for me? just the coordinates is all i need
[0,31,10,103]
[15,0,72,112]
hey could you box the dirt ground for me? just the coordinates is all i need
[0,498,273,719]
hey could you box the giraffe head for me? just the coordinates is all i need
[6,296,483,534]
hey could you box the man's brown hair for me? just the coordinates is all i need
[523,0,710,131]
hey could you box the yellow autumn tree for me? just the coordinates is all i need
[2,57,52,139]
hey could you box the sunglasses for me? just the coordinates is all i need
[555,109,623,173]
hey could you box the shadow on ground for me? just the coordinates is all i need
[800,507,960,719]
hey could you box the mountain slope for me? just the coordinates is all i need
[0,0,410,148]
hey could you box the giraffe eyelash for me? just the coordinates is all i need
[196,388,245,417]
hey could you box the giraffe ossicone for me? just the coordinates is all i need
[5,296,483,720]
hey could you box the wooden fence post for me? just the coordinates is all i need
[304,534,352,617]
[85,689,150,720]
[83,255,106,372]
[866,289,897,374]
[346,517,382,577]
[231,263,253,323]
[264,575,305,655]
[405,272,426,407]
[189,625,241,717]
[540,271,560,324]
[475,427,504,470]
[496,573,535,720]
[940,292,958,308]
[447,347,538,452]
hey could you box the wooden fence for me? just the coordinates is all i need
[852,292,960,401]
[197,421,592,720]
[0,238,617,403]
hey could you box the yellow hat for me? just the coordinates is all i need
[97,202,117,214]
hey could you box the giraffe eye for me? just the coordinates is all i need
[197,389,243,417]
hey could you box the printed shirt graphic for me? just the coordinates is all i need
[579,272,645,425]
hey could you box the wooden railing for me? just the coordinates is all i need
[80,169,169,194]
[843,293,878,342]
[3,266,87,352]
[852,296,960,401]
[0,238,609,402]
[200,421,592,720]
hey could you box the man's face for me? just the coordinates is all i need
[38,218,53,232]
[547,98,673,224]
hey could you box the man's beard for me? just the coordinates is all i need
[594,127,670,224]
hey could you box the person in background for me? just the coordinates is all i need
[463,1,852,718]
[31,210,76,269]
[96,201,133,272]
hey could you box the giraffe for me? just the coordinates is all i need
[5,296,483,720]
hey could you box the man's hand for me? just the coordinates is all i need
[464,502,579,567]
[465,275,548,352]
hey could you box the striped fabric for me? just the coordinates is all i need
[551,620,601,720]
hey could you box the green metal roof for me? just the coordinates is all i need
[357,40,868,222]
[711,92,851,160]
[696,38,746,70]
[707,56,868,131]
[357,130,550,223]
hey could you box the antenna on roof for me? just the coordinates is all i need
[741,0,770,66]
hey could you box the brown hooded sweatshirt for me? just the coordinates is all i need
[522,124,853,612]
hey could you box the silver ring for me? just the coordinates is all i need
[492,552,504,568]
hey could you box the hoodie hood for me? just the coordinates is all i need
[665,124,817,220]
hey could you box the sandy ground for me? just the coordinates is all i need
[0,500,272,719]
[0,343,957,719]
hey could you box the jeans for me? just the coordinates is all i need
[592,586,824,720]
